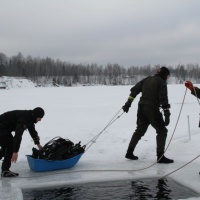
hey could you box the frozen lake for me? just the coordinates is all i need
[0,85,200,199]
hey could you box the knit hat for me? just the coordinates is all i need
[157,67,170,80]
[33,107,45,119]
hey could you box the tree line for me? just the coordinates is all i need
[0,52,200,86]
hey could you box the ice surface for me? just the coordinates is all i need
[0,80,200,199]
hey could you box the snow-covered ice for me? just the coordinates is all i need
[0,82,200,200]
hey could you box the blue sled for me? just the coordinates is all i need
[26,153,84,172]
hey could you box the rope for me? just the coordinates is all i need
[1,152,199,181]
[0,88,194,181]
[160,154,200,179]
[0,109,125,181]
[83,87,195,176]
[0,168,156,180]
[157,87,187,163]
[160,86,200,179]
[18,88,187,180]
[14,89,189,179]
[85,108,124,151]
[119,87,188,172]
[84,87,187,170]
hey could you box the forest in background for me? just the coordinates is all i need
[0,52,200,86]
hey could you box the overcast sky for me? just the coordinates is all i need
[1,0,200,67]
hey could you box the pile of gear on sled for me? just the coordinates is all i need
[26,136,85,172]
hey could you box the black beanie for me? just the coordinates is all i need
[157,67,170,80]
[33,107,45,118]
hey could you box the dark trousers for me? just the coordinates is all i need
[127,105,168,154]
[0,123,13,172]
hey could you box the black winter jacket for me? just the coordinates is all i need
[191,87,200,98]
[129,74,170,110]
[0,110,40,152]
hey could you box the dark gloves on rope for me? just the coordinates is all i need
[122,96,134,113]
[162,104,171,126]
[163,109,170,126]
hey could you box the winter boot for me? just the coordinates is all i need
[157,153,174,164]
[125,152,138,160]
[1,170,19,177]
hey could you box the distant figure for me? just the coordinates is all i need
[0,107,44,177]
[122,67,174,164]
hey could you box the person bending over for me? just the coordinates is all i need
[0,107,44,177]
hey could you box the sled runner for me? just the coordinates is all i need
[26,136,85,172]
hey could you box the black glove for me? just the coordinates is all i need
[163,109,170,126]
[122,99,132,113]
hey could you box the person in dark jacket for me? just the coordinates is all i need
[122,67,174,164]
[0,107,45,177]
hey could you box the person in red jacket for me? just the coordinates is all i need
[185,81,200,97]
[185,81,200,175]
[0,107,44,177]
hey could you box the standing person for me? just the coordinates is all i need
[0,107,45,177]
[122,67,174,164]
[185,81,200,175]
